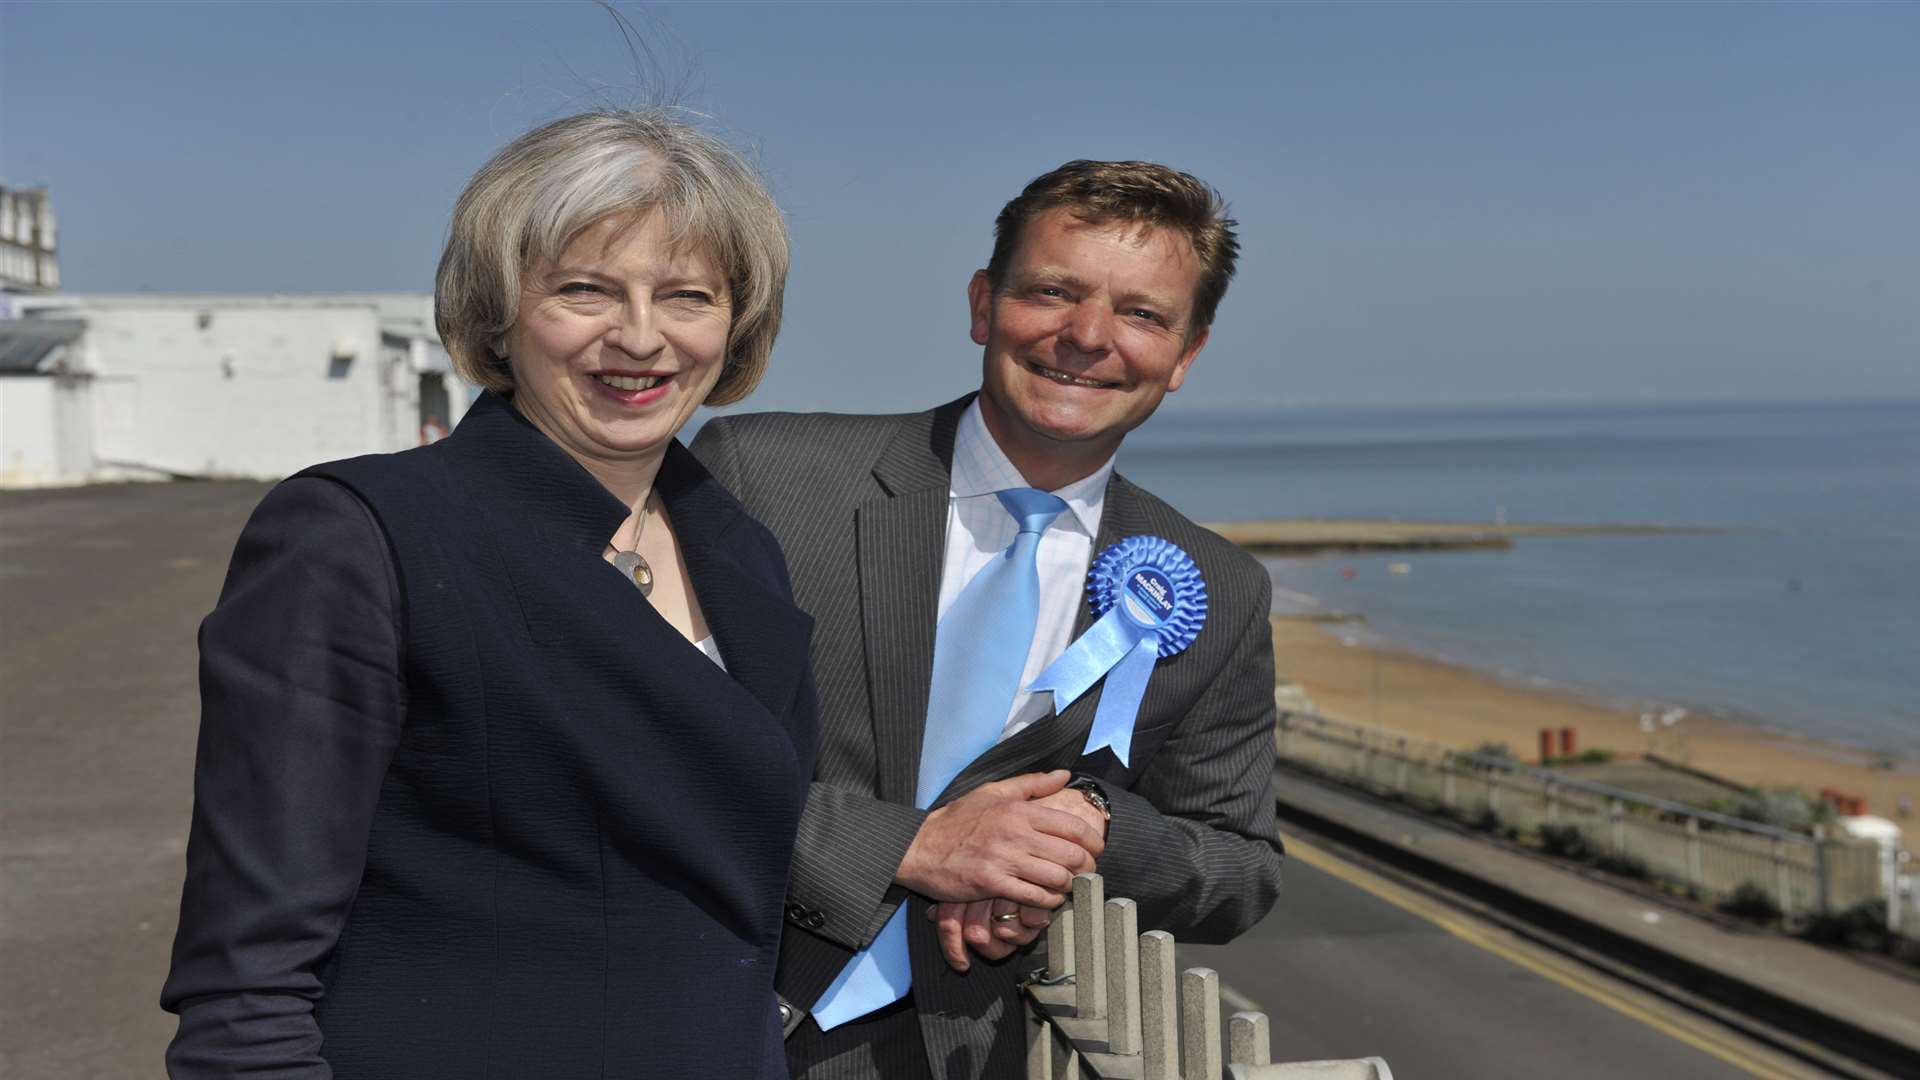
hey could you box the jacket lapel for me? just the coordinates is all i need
[857,401,968,805]
[660,441,812,725]
[445,394,810,728]
[936,473,1151,804]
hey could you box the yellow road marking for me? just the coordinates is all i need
[1289,838,1816,1080]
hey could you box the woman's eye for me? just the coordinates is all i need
[667,289,713,303]
[558,282,604,296]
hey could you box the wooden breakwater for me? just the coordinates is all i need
[1202,519,1721,555]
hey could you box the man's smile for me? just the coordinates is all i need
[1025,359,1121,390]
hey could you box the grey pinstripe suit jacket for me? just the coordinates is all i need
[692,396,1284,1078]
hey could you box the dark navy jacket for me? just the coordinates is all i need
[162,392,816,1078]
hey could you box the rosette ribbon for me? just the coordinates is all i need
[1026,536,1207,766]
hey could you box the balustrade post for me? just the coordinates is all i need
[1104,898,1142,1055]
[1813,825,1832,915]
[1048,901,1074,979]
[1182,967,1222,1080]
[1610,798,1625,854]
[1442,754,1457,808]
[1685,817,1703,893]
[1072,874,1106,1021]
[1228,1011,1272,1067]
[1545,779,1558,824]
[1139,931,1178,1080]
[1771,837,1794,920]
[1027,1017,1053,1080]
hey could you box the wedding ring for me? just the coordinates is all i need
[993,912,1021,923]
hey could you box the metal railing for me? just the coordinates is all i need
[1024,872,1394,1080]
[1276,709,1890,924]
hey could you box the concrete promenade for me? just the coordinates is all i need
[1,480,271,1078]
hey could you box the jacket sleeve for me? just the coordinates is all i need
[160,477,406,1078]
[1089,571,1285,943]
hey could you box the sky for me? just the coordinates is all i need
[2,1,1915,413]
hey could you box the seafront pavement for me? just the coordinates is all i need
[1,480,273,1078]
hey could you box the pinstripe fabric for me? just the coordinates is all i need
[691,396,1285,1080]
[787,999,932,1080]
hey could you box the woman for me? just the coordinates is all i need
[161,110,815,1078]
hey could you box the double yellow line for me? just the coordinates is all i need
[1288,838,1818,1080]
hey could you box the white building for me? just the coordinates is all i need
[0,293,471,486]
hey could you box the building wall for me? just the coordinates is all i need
[0,377,93,486]
[75,304,409,478]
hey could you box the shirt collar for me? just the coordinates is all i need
[950,399,1112,537]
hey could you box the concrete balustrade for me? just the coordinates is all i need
[1025,873,1395,1080]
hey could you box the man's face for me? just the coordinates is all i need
[970,208,1209,486]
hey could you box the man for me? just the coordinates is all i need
[693,160,1283,1079]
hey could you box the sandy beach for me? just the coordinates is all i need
[1270,615,1920,824]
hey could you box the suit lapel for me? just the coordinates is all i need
[936,473,1152,804]
[857,401,968,805]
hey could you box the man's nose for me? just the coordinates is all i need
[1060,301,1112,354]
[605,300,666,360]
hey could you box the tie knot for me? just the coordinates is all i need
[996,487,1068,536]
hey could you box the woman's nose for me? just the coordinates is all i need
[605,300,666,360]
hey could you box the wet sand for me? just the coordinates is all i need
[1269,615,1920,824]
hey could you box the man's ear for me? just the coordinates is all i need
[1166,326,1209,394]
[967,270,994,346]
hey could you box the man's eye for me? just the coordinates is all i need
[1034,286,1066,299]
[1129,309,1163,323]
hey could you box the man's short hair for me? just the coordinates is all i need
[985,160,1239,332]
[435,109,789,406]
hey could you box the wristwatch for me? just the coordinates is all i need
[1065,776,1112,822]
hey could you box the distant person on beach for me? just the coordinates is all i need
[161,110,814,1078]
[693,159,1285,1079]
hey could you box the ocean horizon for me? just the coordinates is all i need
[1116,397,1920,758]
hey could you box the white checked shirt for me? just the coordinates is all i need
[939,401,1114,741]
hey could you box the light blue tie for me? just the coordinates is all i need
[809,487,1068,1031]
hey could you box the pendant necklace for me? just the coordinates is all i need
[611,493,656,596]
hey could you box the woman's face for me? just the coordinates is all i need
[505,213,731,479]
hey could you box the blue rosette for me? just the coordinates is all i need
[1026,536,1208,766]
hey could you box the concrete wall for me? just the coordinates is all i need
[0,376,92,486]
[0,377,60,484]
[36,301,440,480]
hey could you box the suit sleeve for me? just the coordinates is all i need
[1091,571,1284,943]
[160,477,406,1078]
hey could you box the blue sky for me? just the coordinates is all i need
[3,1,1915,412]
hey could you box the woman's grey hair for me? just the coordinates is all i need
[435,109,788,406]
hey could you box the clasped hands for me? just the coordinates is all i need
[894,769,1107,973]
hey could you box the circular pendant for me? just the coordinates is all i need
[612,550,655,596]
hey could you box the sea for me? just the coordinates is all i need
[1115,399,1920,757]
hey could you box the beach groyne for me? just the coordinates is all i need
[1205,518,1721,555]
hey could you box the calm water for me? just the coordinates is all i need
[1117,399,1920,755]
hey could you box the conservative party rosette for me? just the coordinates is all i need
[1027,536,1207,766]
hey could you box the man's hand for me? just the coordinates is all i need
[895,770,1104,909]
[927,899,1053,972]
[1033,785,1110,841]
